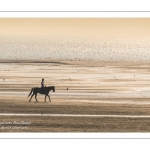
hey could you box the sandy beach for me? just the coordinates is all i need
[0,59,150,132]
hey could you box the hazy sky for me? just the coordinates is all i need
[1,18,150,37]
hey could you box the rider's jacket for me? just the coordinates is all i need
[41,81,44,88]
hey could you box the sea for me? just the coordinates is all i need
[0,36,150,61]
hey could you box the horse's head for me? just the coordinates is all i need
[50,86,55,92]
[53,86,55,92]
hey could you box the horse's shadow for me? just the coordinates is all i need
[33,101,49,103]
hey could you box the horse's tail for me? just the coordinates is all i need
[28,88,34,97]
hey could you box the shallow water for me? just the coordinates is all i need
[1,36,150,61]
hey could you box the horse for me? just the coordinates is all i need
[28,86,55,102]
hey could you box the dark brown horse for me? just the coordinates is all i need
[28,86,55,102]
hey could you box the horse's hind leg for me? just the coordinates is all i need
[47,94,51,102]
[35,94,38,102]
[29,93,34,102]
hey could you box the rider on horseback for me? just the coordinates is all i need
[41,78,45,88]
[41,78,45,92]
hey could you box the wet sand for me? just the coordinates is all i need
[1,59,150,132]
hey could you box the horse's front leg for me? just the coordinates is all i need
[44,95,47,102]
[29,93,34,102]
[47,94,51,102]
[35,94,38,102]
